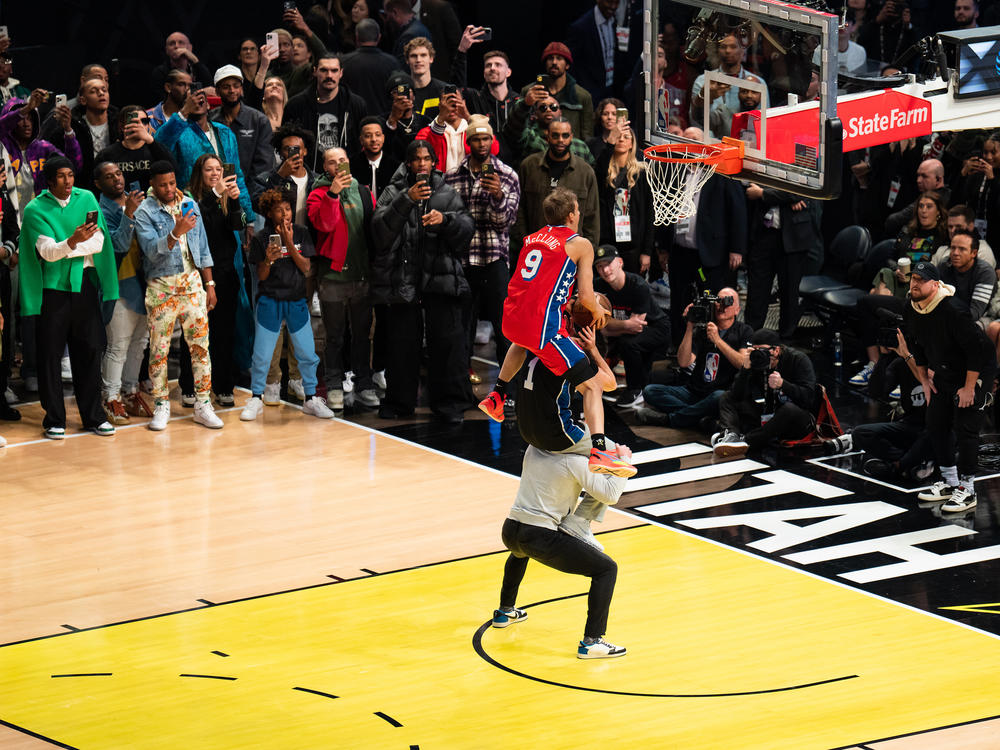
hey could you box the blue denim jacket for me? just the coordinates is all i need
[134,194,214,279]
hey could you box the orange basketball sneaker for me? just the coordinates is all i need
[478,390,505,422]
[588,448,637,478]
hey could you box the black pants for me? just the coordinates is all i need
[423,293,473,419]
[718,391,814,448]
[0,266,11,393]
[371,303,389,374]
[746,233,804,338]
[464,260,510,366]
[926,376,992,477]
[36,278,106,429]
[319,279,373,391]
[668,244,699,348]
[383,302,422,415]
[500,518,618,639]
[180,268,240,395]
[853,419,934,471]
[609,320,672,391]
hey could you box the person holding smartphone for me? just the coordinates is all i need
[17,156,119,439]
[95,105,172,193]
[133,160,223,431]
[241,188,333,421]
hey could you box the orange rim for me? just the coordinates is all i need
[643,137,745,175]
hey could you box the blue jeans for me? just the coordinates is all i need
[250,296,320,396]
[642,384,723,428]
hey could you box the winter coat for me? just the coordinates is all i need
[371,163,473,305]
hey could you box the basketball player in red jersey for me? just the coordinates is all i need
[479,187,636,478]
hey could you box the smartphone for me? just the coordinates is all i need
[481,163,495,176]
[268,233,281,246]
[616,107,629,122]
[181,201,195,216]
[337,162,350,176]
[442,83,458,96]
[129,181,141,193]
[287,145,301,156]
[393,84,411,98]
[126,109,139,124]
[283,0,297,12]
[55,94,68,108]
[191,81,204,94]
[223,163,236,177]
[265,31,279,51]
[480,27,493,41]
[85,210,98,225]
[536,74,554,89]
[416,173,429,188]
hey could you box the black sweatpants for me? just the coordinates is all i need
[500,518,618,639]
[718,391,815,448]
[464,259,510,366]
[926,376,992,477]
[609,320,672,391]
[36,277,106,429]
[179,268,240,396]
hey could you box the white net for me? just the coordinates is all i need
[644,152,719,226]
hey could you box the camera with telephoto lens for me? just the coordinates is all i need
[876,309,905,349]
[686,291,734,327]
[749,347,774,372]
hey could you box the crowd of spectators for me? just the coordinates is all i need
[0,0,997,509]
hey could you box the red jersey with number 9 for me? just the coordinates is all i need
[502,225,579,351]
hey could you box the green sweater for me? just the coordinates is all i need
[18,188,119,316]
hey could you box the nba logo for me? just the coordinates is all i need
[703,353,720,382]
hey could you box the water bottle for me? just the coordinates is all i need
[833,332,843,370]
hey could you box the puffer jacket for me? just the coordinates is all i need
[371,163,474,305]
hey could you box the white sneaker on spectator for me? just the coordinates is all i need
[303,395,335,419]
[193,400,224,429]
[241,397,264,421]
[287,378,305,400]
[343,371,355,394]
[849,361,875,386]
[474,320,493,345]
[61,355,72,382]
[4,387,16,404]
[357,389,380,407]
[713,432,748,457]
[262,382,281,405]
[941,486,977,513]
[327,388,344,410]
[889,385,901,400]
[149,402,170,431]
[373,370,386,390]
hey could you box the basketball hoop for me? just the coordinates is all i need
[643,137,744,226]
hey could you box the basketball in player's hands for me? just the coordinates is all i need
[570,293,612,331]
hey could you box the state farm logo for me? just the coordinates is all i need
[846,105,929,139]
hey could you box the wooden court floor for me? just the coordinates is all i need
[2,389,1000,748]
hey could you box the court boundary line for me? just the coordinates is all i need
[827,710,1000,749]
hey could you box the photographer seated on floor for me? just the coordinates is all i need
[712,329,816,457]
[636,286,751,429]
[827,319,936,482]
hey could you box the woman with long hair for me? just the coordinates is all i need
[260,76,288,134]
[594,121,654,275]
[588,97,626,160]
[894,190,949,261]
[237,37,260,84]
[178,153,250,407]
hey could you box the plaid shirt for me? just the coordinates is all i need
[519,123,595,166]
[443,155,520,267]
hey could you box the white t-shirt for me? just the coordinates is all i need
[290,173,308,226]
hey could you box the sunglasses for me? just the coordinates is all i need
[537,103,560,112]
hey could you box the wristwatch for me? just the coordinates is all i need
[205,280,216,287]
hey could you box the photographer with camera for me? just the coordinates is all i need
[638,287,751,428]
[712,329,816,457]
[899,261,997,513]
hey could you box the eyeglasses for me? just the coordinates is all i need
[537,103,560,112]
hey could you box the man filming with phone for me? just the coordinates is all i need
[95,105,172,192]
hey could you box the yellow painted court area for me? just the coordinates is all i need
[3,525,1000,749]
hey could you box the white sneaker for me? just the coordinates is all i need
[180,392,196,407]
[343,371,355,394]
[357,388,380,407]
[193,400,224,429]
[941,486,977,513]
[849,361,875,387]
[714,432,748,457]
[61,355,72,382]
[240,396,264,421]
[287,378,305,400]
[558,514,604,551]
[373,370,386,391]
[474,320,493,345]
[577,636,627,659]
[262,382,281,405]
[327,388,344,410]
[303,395,335,419]
[4,387,15,404]
[149,402,170,431]
[917,481,954,503]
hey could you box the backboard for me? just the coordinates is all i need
[644,0,843,199]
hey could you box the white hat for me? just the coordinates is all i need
[213,64,243,85]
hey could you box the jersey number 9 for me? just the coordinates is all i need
[520,249,543,280]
